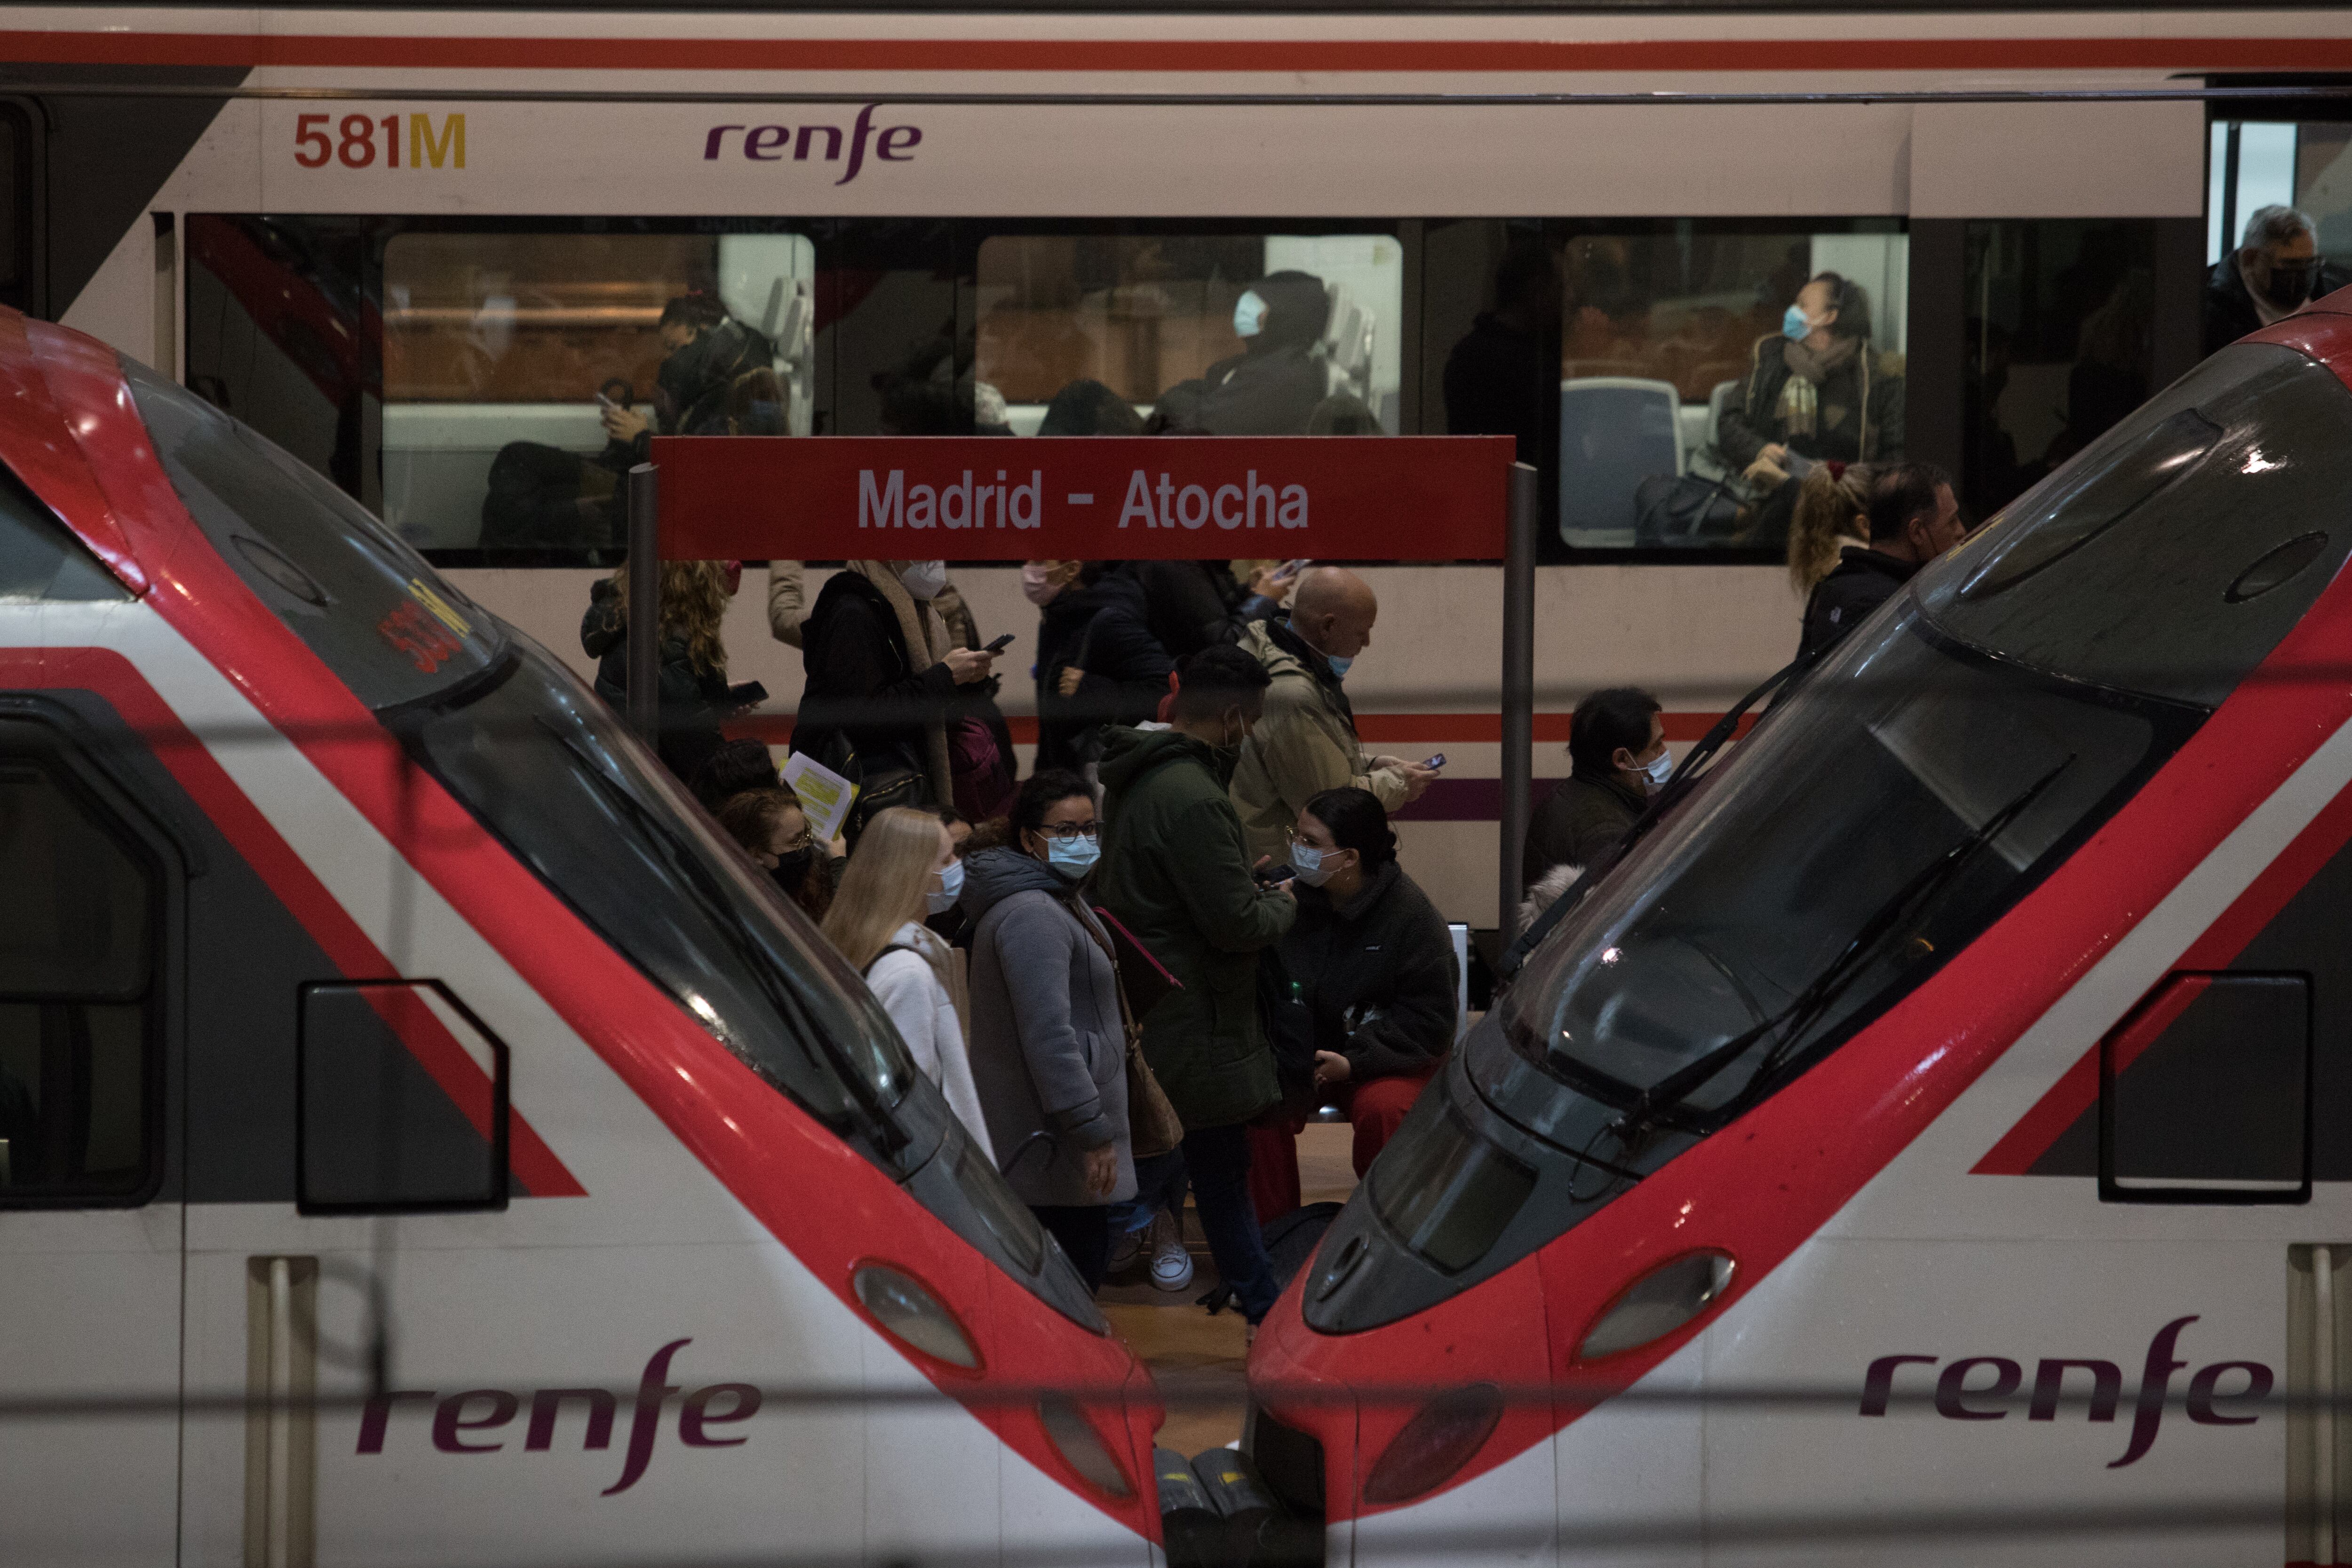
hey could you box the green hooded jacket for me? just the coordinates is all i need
[1096,726,1297,1130]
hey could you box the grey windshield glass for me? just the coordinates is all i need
[1918,342,2352,708]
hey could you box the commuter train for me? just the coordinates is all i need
[0,303,1160,1563]
[1248,292,2352,1564]
[16,1,2347,929]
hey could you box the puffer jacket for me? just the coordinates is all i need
[961,847,1136,1207]
[1095,726,1295,1130]
[1277,860,1458,1082]
[1230,618,1410,866]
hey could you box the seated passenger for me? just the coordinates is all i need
[1718,272,1904,485]
[1277,788,1459,1177]
[1522,686,1668,887]
[2205,205,2352,357]
[1798,462,1963,662]
[1156,271,1331,436]
[578,558,739,783]
[1038,378,1144,437]
[821,807,995,1156]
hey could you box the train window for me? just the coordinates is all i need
[0,465,127,602]
[1921,341,2352,710]
[0,103,31,316]
[381,228,815,557]
[1963,221,2159,520]
[2101,972,2310,1203]
[972,232,1403,436]
[123,357,509,713]
[0,751,157,1202]
[298,981,507,1212]
[1368,1100,1536,1275]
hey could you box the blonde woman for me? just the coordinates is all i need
[580,557,737,780]
[1786,462,1875,599]
[822,807,995,1159]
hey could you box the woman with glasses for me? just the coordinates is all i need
[961,768,1136,1288]
[1278,786,1459,1177]
[715,787,837,922]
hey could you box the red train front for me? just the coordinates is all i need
[1249,294,2352,1567]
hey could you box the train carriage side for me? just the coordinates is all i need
[1249,295,2352,1567]
[0,305,1159,1566]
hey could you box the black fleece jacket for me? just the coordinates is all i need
[1276,860,1458,1082]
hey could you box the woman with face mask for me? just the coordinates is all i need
[1717,270,1906,486]
[821,807,993,1156]
[792,559,1000,844]
[715,787,839,923]
[1272,787,1460,1178]
[958,769,1138,1288]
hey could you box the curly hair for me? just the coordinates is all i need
[609,559,732,676]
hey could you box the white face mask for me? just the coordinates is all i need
[1290,842,1335,886]
[899,560,949,601]
[1629,749,1674,792]
[1020,561,1065,607]
[927,856,965,914]
[1233,290,1268,339]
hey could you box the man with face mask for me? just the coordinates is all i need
[2205,205,2350,357]
[1231,567,1438,865]
[1153,271,1334,436]
[1096,645,1297,1329]
[1523,687,1668,887]
[792,559,998,844]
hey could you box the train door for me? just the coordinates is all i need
[0,701,184,1565]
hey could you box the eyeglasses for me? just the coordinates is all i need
[779,832,816,854]
[1038,823,1100,843]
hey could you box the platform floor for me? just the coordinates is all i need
[1102,1122,1359,1456]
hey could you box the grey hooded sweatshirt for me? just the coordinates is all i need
[961,847,1137,1209]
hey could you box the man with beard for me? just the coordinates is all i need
[2204,205,2351,356]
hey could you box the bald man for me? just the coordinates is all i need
[1230,567,1438,864]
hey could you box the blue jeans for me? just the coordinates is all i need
[1109,1149,1190,1240]
[1183,1124,1280,1323]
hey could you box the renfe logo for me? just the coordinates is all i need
[357,1338,758,1496]
[1860,1316,2274,1468]
[856,467,1310,532]
[702,104,920,185]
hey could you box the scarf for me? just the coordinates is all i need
[1777,334,1862,441]
[850,560,955,807]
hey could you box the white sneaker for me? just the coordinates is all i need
[1149,1211,1195,1292]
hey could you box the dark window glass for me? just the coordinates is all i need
[1368,1102,1536,1275]
[0,751,156,1200]
[0,103,28,316]
[2104,972,2310,1202]
[1963,219,2158,519]
[0,466,126,602]
[1921,342,2352,710]
[124,356,507,713]
[298,981,507,1212]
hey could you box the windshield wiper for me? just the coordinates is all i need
[1606,755,2074,1143]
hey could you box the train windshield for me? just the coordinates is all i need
[125,361,1105,1328]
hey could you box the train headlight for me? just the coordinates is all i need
[852,1262,981,1370]
[1038,1394,1134,1499]
[1575,1250,1735,1362]
[1363,1382,1504,1505]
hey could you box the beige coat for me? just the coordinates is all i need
[1229,619,1409,865]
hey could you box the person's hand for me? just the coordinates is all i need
[1759,443,1788,467]
[941,647,996,685]
[1313,1050,1352,1089]
[1392,761,1438,803]
[1249,562,1300,602]
[1057,665,1086,698]
[1252,855,1296,901]
[1081,1144,1119,1199]
[1743,455,1788,488]
[600,403,650,443]
[824,834,848,860]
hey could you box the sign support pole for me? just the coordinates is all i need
[625,461,661,748]
[1498,460,1538,944]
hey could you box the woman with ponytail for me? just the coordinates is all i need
[1787,460,1874,599]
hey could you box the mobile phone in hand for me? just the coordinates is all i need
[1254,863,1295,886]
[595,391,619,411]
[1423,753,1447,769]
[1279,558,1311,577]
[984,632,1016,654]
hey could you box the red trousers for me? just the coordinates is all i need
[1246,1060,1444,1226]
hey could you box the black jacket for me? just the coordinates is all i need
[791,570,961,784]
[1131,560,1279,664]
[1718,334,1905,470]
[1276,860,1458,1083]
[1157,344,1329,436]
[1523,770,1647,884]
[580,578,732,781]
[2203,254,2352,358]
[1034,568,1176,768]
[1799,546,1920,661]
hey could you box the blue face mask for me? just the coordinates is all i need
[1325,653,1353,679]
[1782,303,1814,342]
[1634,750,1675,792]
[927,857,965,915]
[1046,836,1100,879]
[1234,290,1268,339]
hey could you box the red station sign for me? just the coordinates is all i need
[650,435,1514,561]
